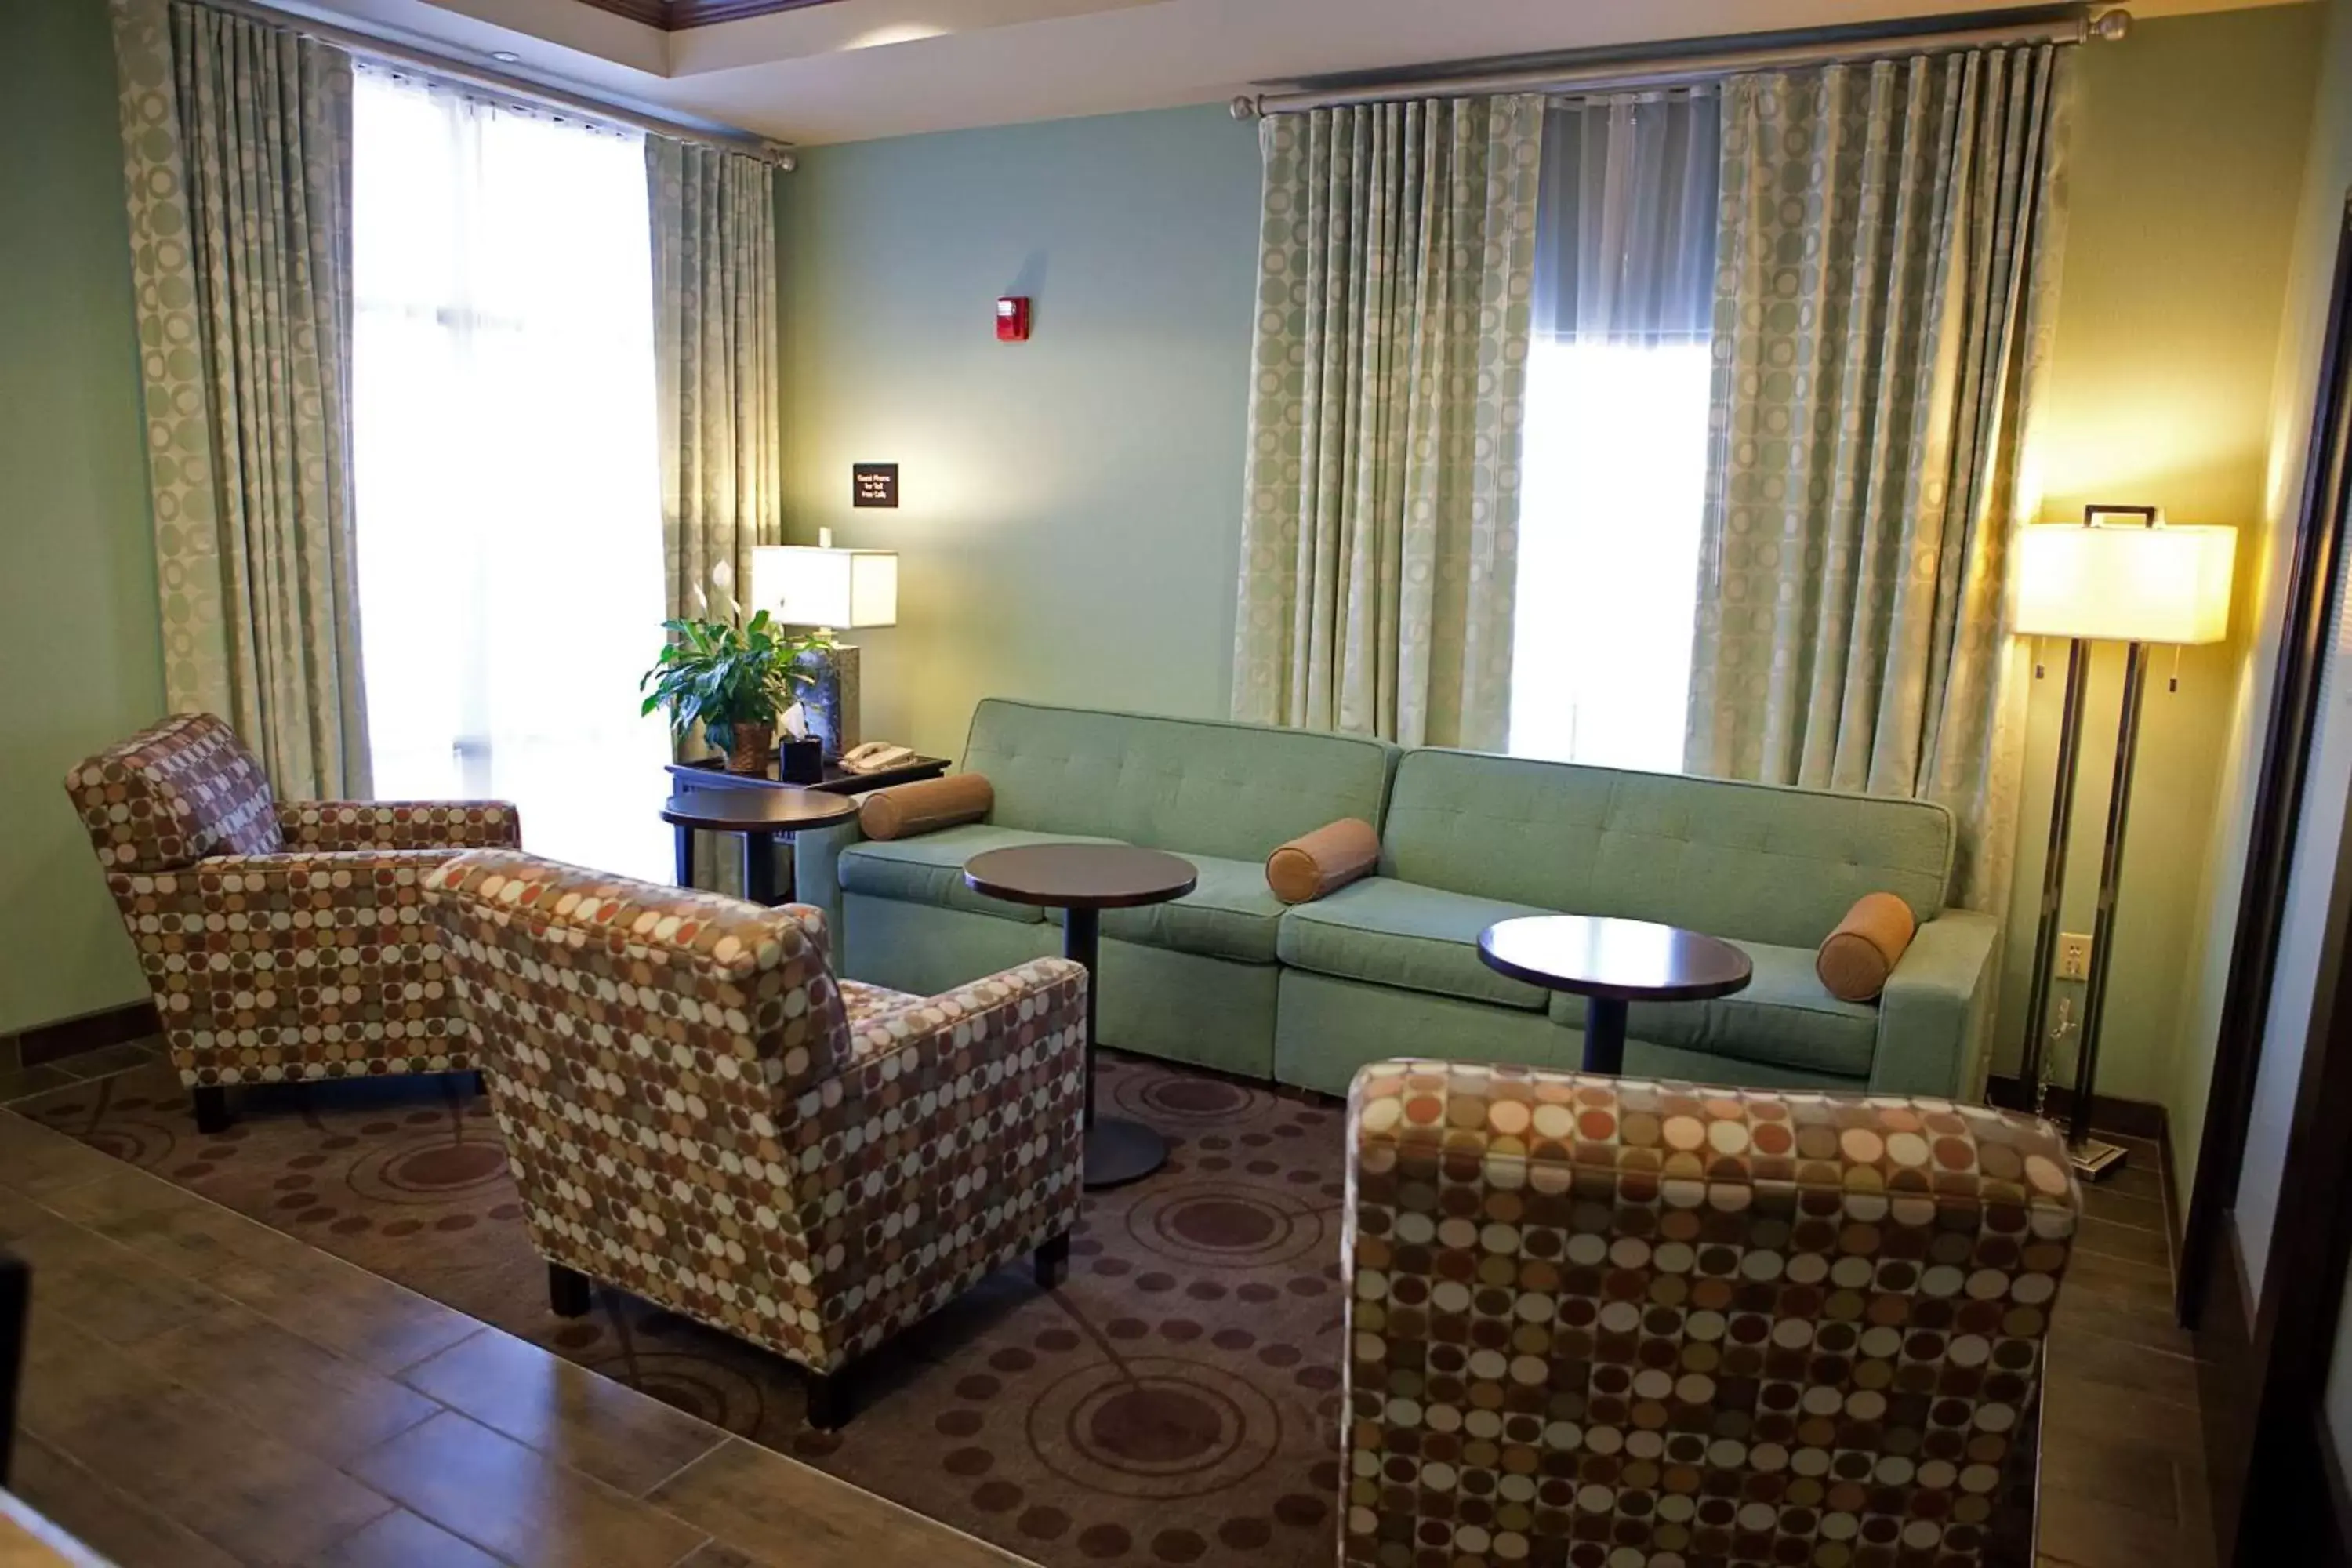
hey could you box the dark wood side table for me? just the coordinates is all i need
[660,754,947,901]
[666,754,950,796]
[660,789,861,906]
[1477,915,1753,1074]
[964,844,1198,1190]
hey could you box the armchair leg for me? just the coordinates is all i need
[804,1365,854,1432]
[1035,1230,1072,1290]
[191,1087,230,1135]
[546,1263,593,1319]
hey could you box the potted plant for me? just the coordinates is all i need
[639,611,833,775]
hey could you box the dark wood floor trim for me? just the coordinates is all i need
[2196,1221,2256,1558]
[2320,1404,2352,1568]
[4,1001,160,1071]
[1984,1074,2168,1141]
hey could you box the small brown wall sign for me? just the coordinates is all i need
[852,463,898,509]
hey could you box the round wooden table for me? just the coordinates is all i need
[964,843,1198,1189]
[660,789,860,906]
[1477,915,1753,1075]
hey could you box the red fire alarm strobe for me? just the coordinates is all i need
[996,296,1031,342]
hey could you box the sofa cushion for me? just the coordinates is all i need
[1548,939,1880,1078]
[1381,749,1954,949]
[1277,877,1553,1011]
[1046,853,1286,964]
[837,825,1126,923]
[964,699,1397,864]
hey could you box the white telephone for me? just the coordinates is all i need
[840,741,918,773]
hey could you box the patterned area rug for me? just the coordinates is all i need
[20,1054,1349,1567]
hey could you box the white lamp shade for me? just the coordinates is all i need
[2013,523,2236,645]
[752,545,898,629]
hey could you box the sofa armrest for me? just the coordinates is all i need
[275,800,521,853]
[788,818,864,938]
[1341,1058,2077,1568]
[1871,906,2001,1098]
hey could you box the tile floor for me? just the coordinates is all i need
[0,1046,2219,1568]
[2034,1129,2216,1568]
[0,1044,1025,1568]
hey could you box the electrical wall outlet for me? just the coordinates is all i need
[2058,932,2093,982]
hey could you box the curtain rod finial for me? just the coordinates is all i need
[1229,94,1262,122]
[2092,9,2131,42]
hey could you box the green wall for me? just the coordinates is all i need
[0,0,166,1032]
[1992,6,2319,1139]
[777,105,1262,760]
[780,15,2321,1145]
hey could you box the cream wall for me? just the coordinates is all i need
[1991,5,2319,1153]
[0,0,167,1033]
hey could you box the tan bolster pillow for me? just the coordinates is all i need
[1266,818,1381,905]
[1817,892,1919,1002]
[858,774,993,841]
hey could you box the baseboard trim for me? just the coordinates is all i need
[2317,1404,2352,1568]
[5,999,162,1069]
[1984,1074,2168,1141]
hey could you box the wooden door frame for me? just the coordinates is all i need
[2176,192,2352,1562]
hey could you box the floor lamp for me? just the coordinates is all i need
[2013,506,2237,1178]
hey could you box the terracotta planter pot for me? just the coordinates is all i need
[723,722,775,775]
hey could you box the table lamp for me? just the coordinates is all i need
[2013,506,2236,1177]
[752,531,898,758]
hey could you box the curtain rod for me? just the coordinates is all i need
[1230,7,2129,118]
[204,0,797,169]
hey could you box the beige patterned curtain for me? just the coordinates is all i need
[109,0,368,798]
[648,137,781,895]
[1686,47,2074,907]
[1231,97,1544,750]
[648,137,781,622]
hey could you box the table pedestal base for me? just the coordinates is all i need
[1584,997,1628,1075]
[1085,1120,1167,1190]
[1065,907,1168,1190]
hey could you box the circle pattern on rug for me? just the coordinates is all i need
[346,1134,510,1205]
[1121,1073,1254,1123]
[1027,1355,1282,1501]
[1123,1181,1327,1272]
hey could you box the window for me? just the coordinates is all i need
[352,69,671,880]
[1507,92,1719,774]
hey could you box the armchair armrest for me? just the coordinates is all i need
[1871,907,2001,1098]
[118,850,468,1059]
[275,800,521,853]
[791,956,1088,1360]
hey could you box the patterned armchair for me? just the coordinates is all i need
[1341,1060,2077,1568]
[64,713,520,1131]
[422,849,1088,1429]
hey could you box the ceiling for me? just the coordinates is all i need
[281,0,2296,146]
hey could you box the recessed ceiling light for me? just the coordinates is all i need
[490,49,521,63]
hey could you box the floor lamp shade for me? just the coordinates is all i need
[2013,523,2236,644]
[2013,516,2236,1179]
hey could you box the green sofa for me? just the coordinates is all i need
[795,699,1998,1100]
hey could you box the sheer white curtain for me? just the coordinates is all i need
[352,68,671,880]
[1508,91,1719,771]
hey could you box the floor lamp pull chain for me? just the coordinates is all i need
[2036,996,2075,1123]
